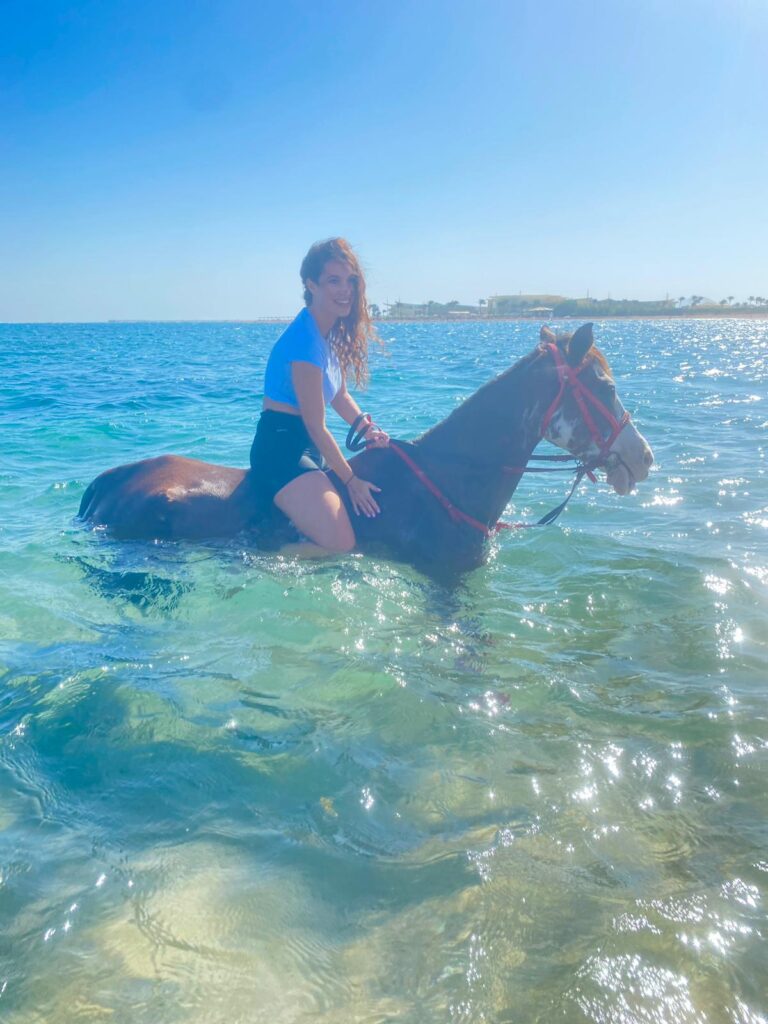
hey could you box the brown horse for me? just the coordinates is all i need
[79,324,653,577]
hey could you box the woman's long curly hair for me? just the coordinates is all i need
[300,238,379,388]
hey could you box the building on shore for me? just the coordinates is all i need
[486,295,565,317]
[385,300,478,319]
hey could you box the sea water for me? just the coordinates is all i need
[0,319,766,1023]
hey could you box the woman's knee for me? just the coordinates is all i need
[304,507,355,552]
[274,474,355,551]
[326,525,355,553]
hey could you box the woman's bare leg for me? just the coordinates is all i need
[274,471,355,555]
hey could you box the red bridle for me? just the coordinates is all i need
[347,342,632,536]
[539,342,630,464]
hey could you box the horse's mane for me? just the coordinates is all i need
[591,348,610,374]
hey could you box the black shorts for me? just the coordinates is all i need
[249,410,325,504]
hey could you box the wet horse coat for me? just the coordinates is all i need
[79,325,654,577]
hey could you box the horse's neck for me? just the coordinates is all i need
[414,350,551,524]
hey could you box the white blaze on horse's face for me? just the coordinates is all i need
[602,392,654,495]
[541,335,654,496]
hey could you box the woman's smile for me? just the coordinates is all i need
[307,259,358,335]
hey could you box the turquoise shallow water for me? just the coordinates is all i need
[0,319,766,1023]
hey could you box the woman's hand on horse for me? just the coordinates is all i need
[346,475,382,517]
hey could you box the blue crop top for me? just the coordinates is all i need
[263,308,342,408]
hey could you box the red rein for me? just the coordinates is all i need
[388,442,523,535]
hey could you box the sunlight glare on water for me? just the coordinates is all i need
[0,318,767,1023]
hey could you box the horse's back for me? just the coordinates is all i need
[79,454,252,540]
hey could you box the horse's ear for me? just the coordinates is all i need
[567,323,594,366]
[540,325,556,343]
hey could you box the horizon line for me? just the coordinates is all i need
[4,312,768,326]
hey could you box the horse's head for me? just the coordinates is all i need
[537,324,653,494]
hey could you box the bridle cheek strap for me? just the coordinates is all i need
[539,343,630,465]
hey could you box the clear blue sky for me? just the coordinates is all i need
[2,0,766,321]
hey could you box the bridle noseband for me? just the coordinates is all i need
[346,342,633,535]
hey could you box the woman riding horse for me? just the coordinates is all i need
[250,238,389,556]
[79,322,654,579]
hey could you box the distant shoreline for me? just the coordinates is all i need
[380,313,768,323]
[109,310,768,324]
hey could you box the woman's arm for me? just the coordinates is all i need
[330,385,362,426]
[292,362,382,516]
